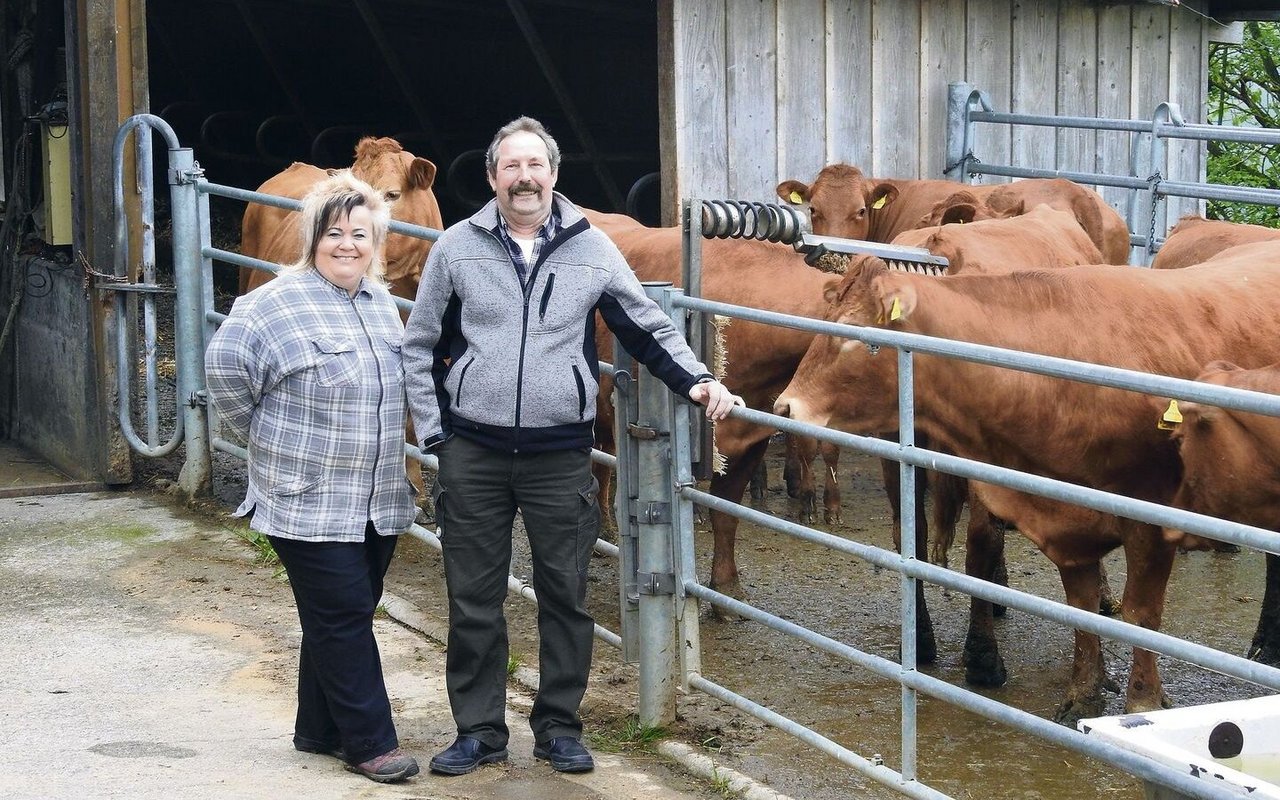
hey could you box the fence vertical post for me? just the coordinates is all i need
[635,282,680,728]
[897,347,919,783]
[945,82,973,180]
[665,287,702,687]
[168,147,212,498]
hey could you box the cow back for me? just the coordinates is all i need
[1152,215,1280,270]
[891,204,1104,274]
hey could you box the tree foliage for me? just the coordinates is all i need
[1207,21,1280,226]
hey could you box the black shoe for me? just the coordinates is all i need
[533,736,595,773]
[345,747,420,783]
[294,737,345,761]
[428,735,508,776]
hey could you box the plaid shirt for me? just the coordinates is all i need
[205,269,417,542]
[496,206,560,286]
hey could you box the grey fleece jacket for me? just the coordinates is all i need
[403,194,712,453]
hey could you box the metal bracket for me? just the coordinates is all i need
[627,422,662,441]
[639,501,670,524]
[188,390,208,408]
[94,280,175,294]
[636,571,676,596]
[614,369,633,395]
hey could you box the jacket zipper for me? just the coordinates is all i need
[349,294,384,521]
[571,363,586,420]
[538,272,556,324]
[456,356,473,408]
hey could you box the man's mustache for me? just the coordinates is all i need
[509,181,540,195]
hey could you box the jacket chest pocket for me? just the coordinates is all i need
[310,336,361,387]
[532,269,595,334]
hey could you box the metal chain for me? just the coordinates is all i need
[1145,171,1163,253]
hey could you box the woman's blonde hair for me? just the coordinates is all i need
[283,170,392,287]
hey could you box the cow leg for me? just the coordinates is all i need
[708,437,771,608]
[1052,561,1108,726]
[962,501,1008,687]
[1118,532,1176,715]
[782,435,818,524]
[1097,560,1121,617]
[880,451,937,664]
[1249,553,1280,666]
[819,441,841,524]
[748,453,768,502]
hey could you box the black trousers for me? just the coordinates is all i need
[269,525,399,764]
[433,435,600,749]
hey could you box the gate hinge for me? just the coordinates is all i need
[636,571,676,596]
[189,390,208,408]
[169,162,206,185]
[639,501,670,524]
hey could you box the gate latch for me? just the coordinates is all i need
[188,390,208,408]
[636,571,676,596]
[639,501,670,524]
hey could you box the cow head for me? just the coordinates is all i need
[351,136,444,297]
[919,191,1023,227]
[1157,361,1280,545]
[774,255,913,433]
[777,164,898,241]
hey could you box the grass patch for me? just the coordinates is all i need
[507,652,524,676]
[102,523,154,541]
[235,529,287,580]
[588,714,666,754]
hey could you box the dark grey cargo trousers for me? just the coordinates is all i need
[433,435,600,749]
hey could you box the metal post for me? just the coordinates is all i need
[169,147,212,498]
[945,82,973,180]
[614,333,640,662]
[897,347,919,783]
[680,199,711,478]
[666,288,702,686]
[635,282,680,728]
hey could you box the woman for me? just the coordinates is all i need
[205,171,420,783]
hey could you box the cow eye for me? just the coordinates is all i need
[383,190,402,202]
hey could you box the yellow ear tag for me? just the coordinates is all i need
[872,195,887,210]
[1158,399,1183,430]
[889,296,903,321]
[789,190,804,205]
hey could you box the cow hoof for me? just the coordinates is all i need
[1102,673,1122,695]
[963,657,1008,688]
[1098,595,1122,617]
[823,510,842,525]
[1247,642,1280,667]
[1052,695,1105,728]
[992,603,1008,619]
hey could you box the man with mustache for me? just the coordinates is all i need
[404,116,741,776]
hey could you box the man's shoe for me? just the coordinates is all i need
[428,736,508,776]
[345,747,420,783]
[294,738,345,761]
[533,736,595,773]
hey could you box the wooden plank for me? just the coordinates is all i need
[777,0,826,186]
[1095,3,1133,220]
[965,0,1013,180]
[726,0,777,201]
[871,0,920,177]
[1010,0,1059,171]
[1131,6,1172,235]
[920,0,966,179]
[825,0,872,170]
[672,0,729,203]
[1055,1,1097,181]
[1166,6,1206,223]
[657,0,679,223]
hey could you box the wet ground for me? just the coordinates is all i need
[375,441,1271,800]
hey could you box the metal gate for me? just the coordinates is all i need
[112,113,1280,800]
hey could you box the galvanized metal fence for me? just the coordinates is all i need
[112,114,1280,800]
[945,81,1280,265]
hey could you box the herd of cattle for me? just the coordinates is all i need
[234,138,1280,727]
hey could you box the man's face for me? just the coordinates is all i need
[488,130,558,229]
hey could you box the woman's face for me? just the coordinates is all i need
[314,204,375,295]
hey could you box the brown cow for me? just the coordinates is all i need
[774,253,1280,724]
[1151,215,1280,270]
[776,166,1130,265]
[239,136,444,499]
[1158,361,1280,665]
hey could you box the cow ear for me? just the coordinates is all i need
[940,203,979,225]
[408,157,438,190]
[995,198,1026,218]
[869,183,898,212]
[776,180,811,205]
[325,168,341,177]
[870,273,917,324]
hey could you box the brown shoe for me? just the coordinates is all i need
[346,747,420,783]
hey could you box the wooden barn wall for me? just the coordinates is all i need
[662,0,1218,228]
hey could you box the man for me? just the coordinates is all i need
[403,116,740,775]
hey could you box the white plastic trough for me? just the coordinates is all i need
[1079,695,1280,800]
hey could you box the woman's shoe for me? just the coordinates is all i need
[345,747,420,783]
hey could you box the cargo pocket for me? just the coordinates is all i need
[430,476,447,538]
[575,475,601,572]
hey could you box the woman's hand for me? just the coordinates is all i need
[688,380,745,421]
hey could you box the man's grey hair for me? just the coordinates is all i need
[485,116,561,177]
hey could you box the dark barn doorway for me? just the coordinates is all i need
[145,0,662,227]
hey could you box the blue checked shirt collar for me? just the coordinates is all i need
[495,206,561,287]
